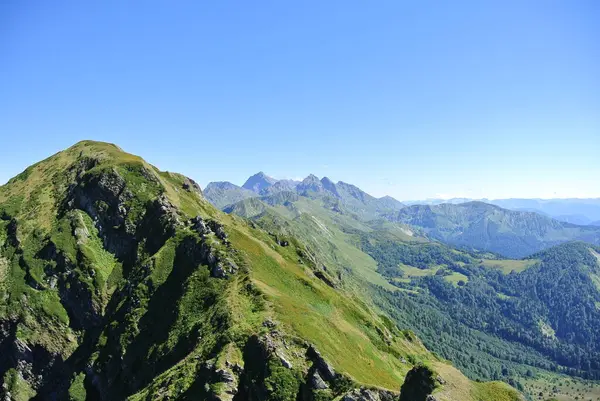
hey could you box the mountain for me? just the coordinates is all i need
[207,173,405,222]
[553,214,592,225]
[407,198,600,226]
[295,174,324,195]
[241,171,278,193]
[0,141,519,401]
[489,198,600,223]
[203,181,255,209]
[223,173,404,220]
[387,201,600,258]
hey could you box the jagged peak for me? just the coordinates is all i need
[303,173,320,182]
[242,171,277,193]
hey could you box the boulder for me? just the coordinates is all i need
[307,345,336,381]
[182,177,202,194]
[310,370,329,390]
[276,352,293,369]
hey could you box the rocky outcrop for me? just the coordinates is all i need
[67,168,137,264]
[207,220,228,241]
[0,320,67,400]
[399,365,437,401]
[182,177,202,194]
[5,218,20,249]
[342,388,397,401]
[310,370,329,390]
[306,345,336,381]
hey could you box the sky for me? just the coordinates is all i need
[0,1,599,200]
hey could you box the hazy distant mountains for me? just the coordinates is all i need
[406,197,600,225]
[387,201,600,258]
[203,181,255,209]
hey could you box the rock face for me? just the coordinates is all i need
[310,370,329,390]
[307,344,336,381]
[182,177,202,194]
[399,365,437,401]
[296,174,324,195]
[342,388,397,401]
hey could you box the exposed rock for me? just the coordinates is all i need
[182,177,202,194]
[426,395,439,401]
[216,368,236,383]
[276,352,293,369]
[207,220,228,240]
[399,364,437,401]
[342,388,396,401]
[435,375,446,385]
[190,216,210,236]
[314,270,337,289]
[307,345,336,381]
[310,370,329,390]
[212,262,226,279]
[262,319,277,329]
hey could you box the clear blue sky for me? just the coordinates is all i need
[1,1,598,200]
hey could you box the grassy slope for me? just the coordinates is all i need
[0,141,520,401]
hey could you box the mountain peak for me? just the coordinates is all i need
[242,171,277,193]
[296,174,324,194]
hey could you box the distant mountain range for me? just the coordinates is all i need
[405,197,600,225]
[205,172,405,221]
[387,201,600,258]
[206,173,600,259]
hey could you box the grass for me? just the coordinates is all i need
[523,372,600,401]
[444,272,468,287]
[74,210,121,302]
[432,362,521,401]
[69,373,86,401]
[480,259,537,274]
[3,369,36,401]
[255,197,397,291]
[230,225,415,390]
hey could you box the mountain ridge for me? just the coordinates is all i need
[388,202,600,258]
[206,172,405,221]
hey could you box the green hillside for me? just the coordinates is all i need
[0,141,519,401]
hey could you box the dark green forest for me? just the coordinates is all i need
[362,239,600,382]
